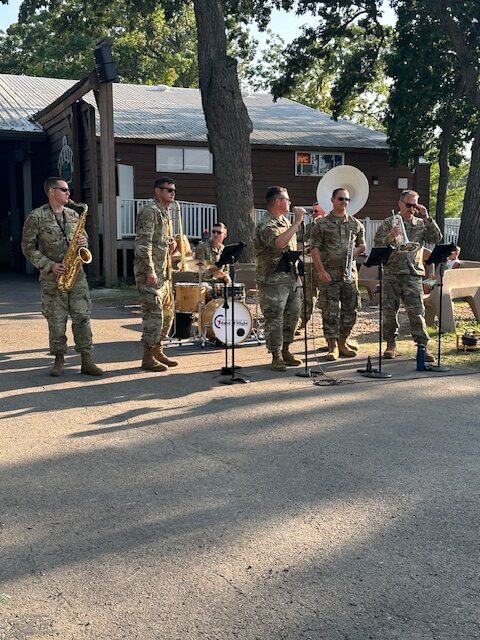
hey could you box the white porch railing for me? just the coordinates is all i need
[116,198,460,250]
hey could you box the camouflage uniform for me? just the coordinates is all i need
[254,212,301,353]
[298,220,321,326]
[310,213,365,339]
[374,213,442,345]
[194,240,229,281]
[134,200,174,347]
[21,204,93,355]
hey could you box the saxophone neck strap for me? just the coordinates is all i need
[50,207,69,245]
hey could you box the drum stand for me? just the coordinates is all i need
[212,244,250,384]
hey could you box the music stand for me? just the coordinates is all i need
[424,242,456,372]
[215,242,250,384]
[358,246,393,379]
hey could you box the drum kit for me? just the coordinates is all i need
[169,260,259,346]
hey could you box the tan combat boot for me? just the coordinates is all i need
[81,352,104,376]
[271,352,287,372]
[383,341,397,359]
[281,343,302,366]
[326,339,339,361]
[141,345,167,372]
[50,354,65,377]
[345,338,359,351]
[338,336,357,357]
[424,346,435,363]
[153,344,178,367]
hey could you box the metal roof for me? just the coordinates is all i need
[0,73,388,149]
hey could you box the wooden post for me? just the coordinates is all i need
[98,82,117,286]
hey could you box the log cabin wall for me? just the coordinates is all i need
[112,140,430,219]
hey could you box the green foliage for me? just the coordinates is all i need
[0,1,198,86]
[430,161,469,219]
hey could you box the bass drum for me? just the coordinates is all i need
[201,299,252,345]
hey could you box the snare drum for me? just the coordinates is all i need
[213,282,246,302]
[201,299,252,345]
[175,282,208,312]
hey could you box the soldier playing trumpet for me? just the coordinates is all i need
[21,177,103,377]
[311,187,366,360]
[374,189,442,361]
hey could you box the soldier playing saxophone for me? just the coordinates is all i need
[21,177,103,377]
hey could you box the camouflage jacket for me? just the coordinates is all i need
[310,212,365,279]
[134,200,171,284]
[254,212,299,284]
[194,240,229,279]
[21,204,86,284]
[374,213,442,277]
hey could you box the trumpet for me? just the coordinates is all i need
[344,231,356,282]
[392,211,420,251]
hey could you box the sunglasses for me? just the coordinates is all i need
[337,197,350,202]
[401,202,417,208]
[211,230,223,234]
[159,187,176,194]
[53,187,70,192]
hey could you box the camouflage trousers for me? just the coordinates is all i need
[318,278,361,339]
[137,279,174,347]
[299,262,321,326]
[41,276,93,355]
[383,274,429,344]
[258,280,301,353]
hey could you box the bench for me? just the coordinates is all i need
[424,267,480,332]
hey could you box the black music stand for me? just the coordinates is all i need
[358,246,393,379]
[424,242,456,372]
[215,242,250,384]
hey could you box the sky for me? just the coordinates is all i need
[1,0,395,34]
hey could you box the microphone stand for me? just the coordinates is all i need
[296,220,314,378]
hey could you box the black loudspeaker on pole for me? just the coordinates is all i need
[94,39,118,83]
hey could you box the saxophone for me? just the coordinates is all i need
[57,200,93,292]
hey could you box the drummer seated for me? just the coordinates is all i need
[194,222,231,283]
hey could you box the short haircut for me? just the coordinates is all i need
[265,185,287,203]
[332,187,348,198]
[400,189,419,199]
[44,176,66,194]
[212,222,227,231]
[154,176,175,189]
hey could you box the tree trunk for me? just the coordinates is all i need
[435,109,456,234]
[193,0,255,261]
[458,123,480,259]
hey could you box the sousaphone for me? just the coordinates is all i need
[316,165,369,216]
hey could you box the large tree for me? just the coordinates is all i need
[0,0,198,86]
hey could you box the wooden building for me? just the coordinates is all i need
[0,73,430,280]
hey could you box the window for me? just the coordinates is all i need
[156,146,213,173]
[295,152,344,176]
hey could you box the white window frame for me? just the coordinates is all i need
[156,146,213,174]
[295,151,344,176]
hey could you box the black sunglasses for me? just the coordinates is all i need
[401,201,417,208]
[337,196,350,202]
[53,187,70,192]
[159,187,176,194]
[211,230,223,234]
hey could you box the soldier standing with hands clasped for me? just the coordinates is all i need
[134,176,178,372]
[255,186,305,372]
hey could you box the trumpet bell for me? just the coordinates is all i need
[316,165,369,216]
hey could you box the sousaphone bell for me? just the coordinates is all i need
[316,165,370,216]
